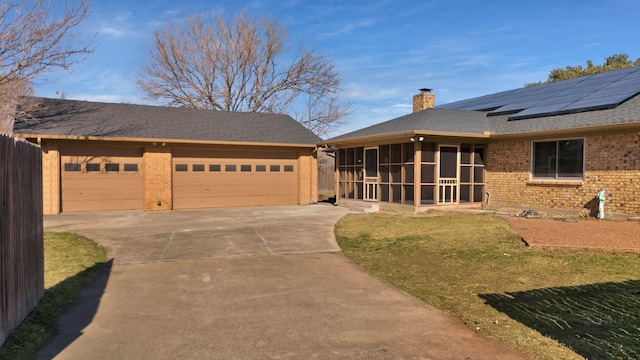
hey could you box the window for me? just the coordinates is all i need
[64,163,81,171]
[256,165,266,172]
[225,164,237,172]
[124,164,138,172]
[86,164,100,172]
[105,163,120,172]
[175,164,188,172]
[193,164,205,172]
[209,164,221,172]
[270,165,280,172]
[532,139,584,179]
[284,165,294,172]
[241,164,252,172]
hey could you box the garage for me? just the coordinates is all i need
[60,146,144,212]
[172,149,299,209]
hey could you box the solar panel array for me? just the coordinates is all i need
[438,66,640,120]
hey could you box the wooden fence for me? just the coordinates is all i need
[0,134,44,346]
[318,163,335,199]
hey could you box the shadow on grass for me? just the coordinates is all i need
[35,259,113,360]
[0,259,113,360]
[479,280,640,360]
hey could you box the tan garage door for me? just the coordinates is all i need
[173,150,298,209]
[61,148,143,212]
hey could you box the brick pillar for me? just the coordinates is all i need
[41,144,60,214]
[143,145,172,211]
[297,151,317,205]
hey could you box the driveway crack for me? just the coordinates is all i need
[160,231,177,260]
[253,228,273,254]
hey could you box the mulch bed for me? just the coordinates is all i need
[501,215,640,252]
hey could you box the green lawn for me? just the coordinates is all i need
[0,232,108,360]
[335,212,640,360]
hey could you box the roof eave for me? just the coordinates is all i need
[490,121,640,139]
[13,133,317,148]
[320,130,490,147]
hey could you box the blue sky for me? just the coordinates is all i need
[34,0,640,137]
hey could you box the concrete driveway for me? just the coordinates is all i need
[38,204,528,359]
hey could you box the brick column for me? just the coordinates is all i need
[41,144,60,214]
[143,145,172,211]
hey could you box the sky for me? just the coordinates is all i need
[33,0,640,138]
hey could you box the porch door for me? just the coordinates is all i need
[438,145,459,204]
[364,147,378,201]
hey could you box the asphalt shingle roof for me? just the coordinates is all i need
[14,98,321,145]
[328,68,640,142]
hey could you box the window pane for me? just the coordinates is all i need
[65,163,80,171]
[379,145,390,164]
[241,164,251,172]
[404,185,414,205]
[461,144,472,164]
[439,147,457,178]
[460,184,471,203]
[404,164,414,183]
[391,184,402,203]
[193,164,205,172]
[421,142,435,163]
[558,139,583,177]
[474,185,485,203]
[284,165,294,172]
[105,163,119,172]
[474,146,485,165]
[225,164,237,172]
[338,149,346,166]
[256,165,266,172]
[421,185,435,204]
[356,182,363,200]
[390,165,402,183]
[209,164,221,172]
[379,165,389,183]
[533,142,556,177]
[355,147,364,166]
[175,164,188,172]
[403,142,414,163]
[421,164,435,183]
[474,166,484,183]
[124,164,138,172]
[347,148,355,165]
[380,184,389,202]
[390,144,402,163]
[270,165,280,172]
[86,163,100,172]
[460,166,471,183]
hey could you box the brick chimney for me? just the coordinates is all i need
[413,88,435,112]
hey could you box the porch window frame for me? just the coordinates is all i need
[531,138,585,181]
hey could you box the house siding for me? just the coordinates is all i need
[143,145,173,211]
[486,131,640,215]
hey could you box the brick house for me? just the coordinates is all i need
[14,98,320,214]
[323,67,640,216]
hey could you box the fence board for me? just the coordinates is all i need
[0,134,43,346]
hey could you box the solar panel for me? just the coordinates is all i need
[438,66,640,120]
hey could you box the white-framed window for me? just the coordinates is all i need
[531,138,584,179]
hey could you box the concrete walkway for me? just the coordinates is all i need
[38,204,528,359]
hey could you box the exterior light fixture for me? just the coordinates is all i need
[410,136,425,142]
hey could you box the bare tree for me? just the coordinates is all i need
[0,0,92,134]
[138,12,350,137]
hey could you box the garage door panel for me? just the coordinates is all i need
[61,153,143,212]
[173,152,299,209]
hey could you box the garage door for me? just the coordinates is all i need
[173,150,298,209]
[60,147,143,212]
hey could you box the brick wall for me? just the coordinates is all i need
[486,131,640,215]
[143,145,173,211]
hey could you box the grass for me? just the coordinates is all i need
[335,212,640,360]
[0,232,108,360]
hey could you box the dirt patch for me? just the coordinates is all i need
[501,215,640,252]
